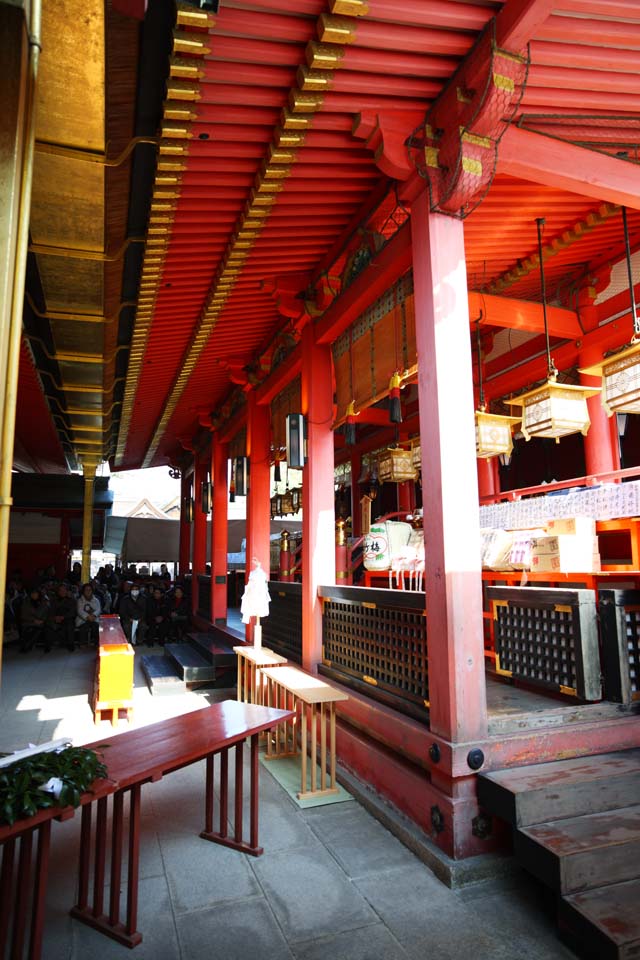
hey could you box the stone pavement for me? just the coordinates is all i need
[0,642,578,960]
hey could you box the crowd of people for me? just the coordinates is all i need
[5,562,191,653]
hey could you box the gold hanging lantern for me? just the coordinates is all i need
[411,441,421,470]
[475,409,520,458]
[508,380,599,442]
[474,320,520,459]
[280,491,294,515]
[378,446,417,482]
[507,218,599,443]
[580,209,640,416]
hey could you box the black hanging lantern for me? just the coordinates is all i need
[274,458,282,483]
[200,479,212,515]
[182,496,194,524]
[235,456,249,496]
[286,413,306,468]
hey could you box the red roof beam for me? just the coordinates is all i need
[317,15,473,57]
[214,8,316,43]
[336,0,496,31]
[526,64,640,95]
[494,0,557,51]
[530,39,640,72]
[305,41,458,79]
[470,292,581,338]
[537,15,640,48]
[498,127,640,210]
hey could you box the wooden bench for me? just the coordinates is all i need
[261,665,349,801]
[0,701,293,957]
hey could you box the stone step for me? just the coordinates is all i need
[516,805,640,895]
[477,750,640,827]
[165,643,216,683]
[559,878,640,960]
[140,655,186,696]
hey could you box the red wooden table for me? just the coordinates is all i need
[0,700,293,957]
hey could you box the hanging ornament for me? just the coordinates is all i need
[345,401,357,446]
[388,372,403,424]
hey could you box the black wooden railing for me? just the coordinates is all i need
[197,574,211,619]
[318,585,428,723]
[262,581,302,663]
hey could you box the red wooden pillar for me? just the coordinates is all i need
[411,192,488,744]
[580,346,620,476]
[246,391,271,602]
[301,324,335,672]
[211,435,229,625]
[191,459,208,616]
[397,481,413,515]
[179,470,192,578]
[477,458,497,500]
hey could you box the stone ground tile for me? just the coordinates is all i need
[252,844,378,944]
[354,862,482,948]
[70,874,180,960]
[292,923,410,960]
[160,828,261,913]
[177,896,294,960]
[455,872,578,960]
[304,803,420,879]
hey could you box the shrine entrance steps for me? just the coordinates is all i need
[478,750,640,959]
[141,630,236,693]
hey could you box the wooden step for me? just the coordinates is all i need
[165,644,216,683]
[559,878,640,960]
[187,632,237,683]
[516,805,640,894]
[140,655,187,696]
[477,750,640,827]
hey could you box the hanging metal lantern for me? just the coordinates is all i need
[474,321,520,459]
[475,410,520,458]
[509,380,599,441]
[377,447,416,482]
[581,208,640,416]
[411,441,421,470]
[291,488,301,513]
[281,491,294,515]
[508,218,599,442]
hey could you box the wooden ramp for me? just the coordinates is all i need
[478,751,640,959]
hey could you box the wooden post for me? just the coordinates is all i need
[81,463,97,582]
[179,469,191,578]
[191,458,208,616]
[279,530,291,582]
[411,192,488,743]
[211,435,229,624]
[301,324,335,672]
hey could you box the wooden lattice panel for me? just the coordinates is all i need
[321,594,428,711]
[486,586,600,701]
[492,602,578,693]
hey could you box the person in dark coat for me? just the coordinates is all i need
[119,584,148,646]
[46,584,76,652]
[146,587,169,645]
[165,585,190,642]
[20,587,49,653]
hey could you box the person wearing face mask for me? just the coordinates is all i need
[118,582,148,646]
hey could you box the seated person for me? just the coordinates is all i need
[146,586,169,646]
[46,583,76,652]
[75,583,101,645]
[20,587,49,653]
[165,585,190,642]
[119,584,147,646]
